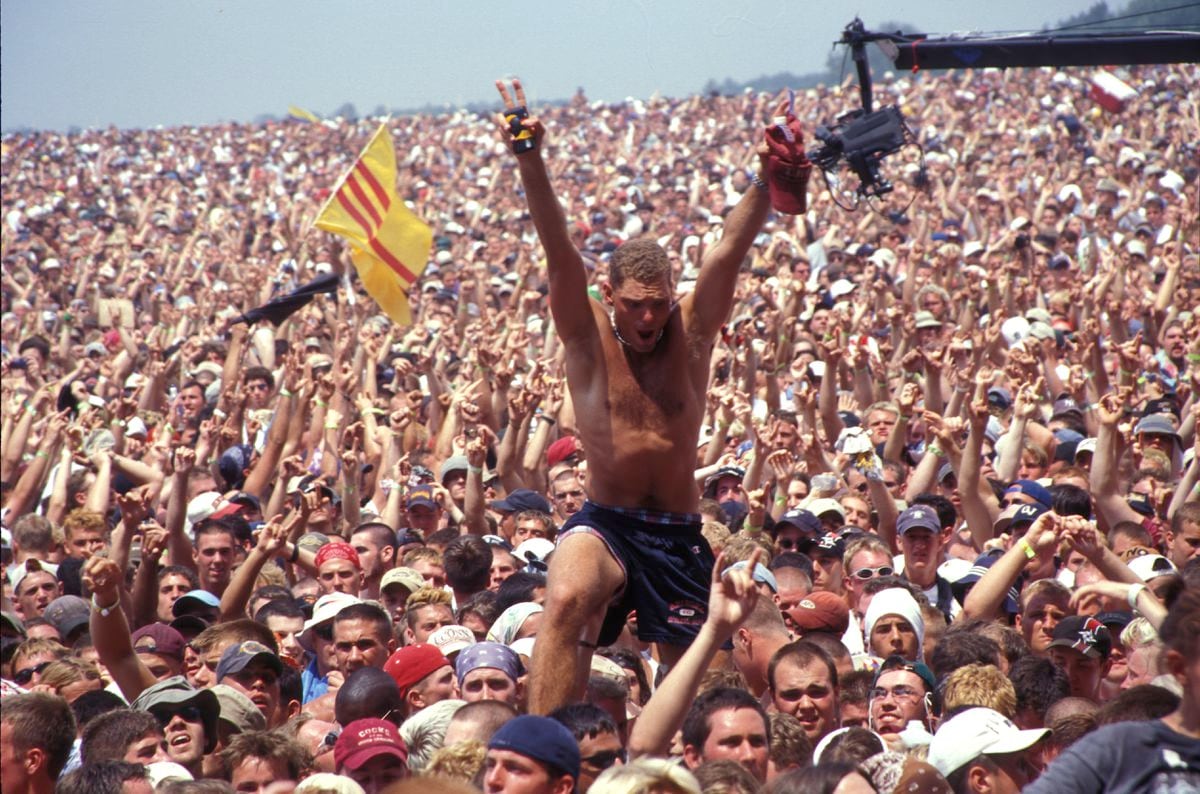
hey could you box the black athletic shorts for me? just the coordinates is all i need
[558,500,715,646]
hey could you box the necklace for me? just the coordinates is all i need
[610,312,664,350]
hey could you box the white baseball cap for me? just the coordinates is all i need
[928,707,1048,778]
[1127,553,1177,583]
[298,592,362,652]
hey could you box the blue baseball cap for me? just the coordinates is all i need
[490,715,580,781]
[897,505,941,535]
[215,641,283,682]
[1004,480,1052,509]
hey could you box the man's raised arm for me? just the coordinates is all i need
[683,106,778,340]
[496,79,593,344]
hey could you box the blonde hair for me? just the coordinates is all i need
[590,757,702,794]
[721,534,774,566]
[941,663,1017,718]
[423,740,486,785]
[405,586,453,611]
[39,657,102,694]
[702,521,732,556]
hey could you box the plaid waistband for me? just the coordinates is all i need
[584,500,702,527]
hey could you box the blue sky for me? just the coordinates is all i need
[2,1,1101,131]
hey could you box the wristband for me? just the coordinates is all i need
[1018,538,1036,560]
[34,450,50,459]
[324,421,340,430]
[1188,354,1200,363]
[280,388,294,398]
[467,464,483,473]
[212,409,228,420]
[315,399,329,408]
[91,594,119,617]
[750,172,768,192]
[113,419,127,429]
[1127,582,1147,610]
[541,416,556,426]
[926,445,944,458]
[290,543,301,563]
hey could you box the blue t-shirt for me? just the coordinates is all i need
[1025,719,1200,794]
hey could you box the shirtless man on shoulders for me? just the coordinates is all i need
[496,79,775,714]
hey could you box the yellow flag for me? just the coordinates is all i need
[287,105,321,123]
[314,123,431,326]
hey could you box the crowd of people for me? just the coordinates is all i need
[1,59,1199,794]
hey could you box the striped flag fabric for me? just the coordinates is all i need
[314,123,431,325]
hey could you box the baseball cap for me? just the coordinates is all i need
[215,641,283,682]
[428,625,477,658]
[299,592,362,651]
[774,509,822,537]
[1048,615,1112,660]
[722,560,778,593]
[211,684,266,733]
[489,715,580,781]
[513,538,555,573]
[807,498,846,522]
[545,436,580,468]
[9,559,59,594]
[132,624,187,662]
[1127,553,1177,582]
[490,489,552,515]
[131,676,220,753]
[897,505,941,535]
[380,567,425,595]
[914,311,942,329]
[928,707,1048,778]
[172,590,220,618]
[950,550,1020,614]
[41,596,89,639]
[789,591,850,634]
[439,456,469,483]
[383,645,451,698]
[809,533,846,560]
[1003,480,1052,509]
[1134,414,1180,442]
[334,718,409,772]
[406,485,438,510]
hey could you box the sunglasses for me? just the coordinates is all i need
[12,661,53,686]
[852,566,894,580]
[581,749,627,770]
[152,704,203,726]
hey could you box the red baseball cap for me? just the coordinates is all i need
[383,644,450,698]
[334,718,408,772]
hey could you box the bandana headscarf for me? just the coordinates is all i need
[486,602,544,646]
[454,642,523,685]
[314,542,361,571]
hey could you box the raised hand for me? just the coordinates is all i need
[707,548,764,638]
[494,79,545,153]
[82,556,123,606]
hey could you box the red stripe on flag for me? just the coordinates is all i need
[346,174,384,228]
[336,191,377,240]
[369,237,418,285]
[355,162,391,211]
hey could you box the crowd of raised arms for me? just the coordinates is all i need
[1,62,1198,794]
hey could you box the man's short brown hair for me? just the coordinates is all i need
[0,692,77,778]
[219,730,311,781]
[609,238,671,287]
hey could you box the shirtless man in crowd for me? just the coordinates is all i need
[496,79,775,713]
